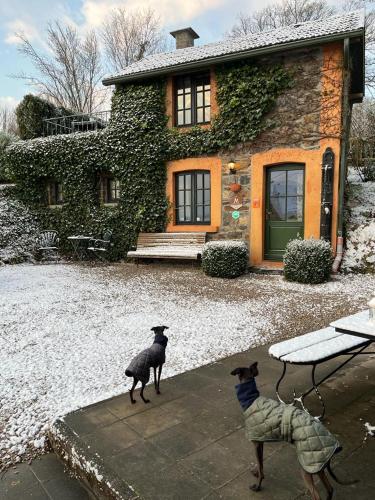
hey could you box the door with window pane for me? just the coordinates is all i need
[175,171,210,224]
[265,165,304,260]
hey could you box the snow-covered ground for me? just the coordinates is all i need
[342,170,375,273]
[0,263,374,469]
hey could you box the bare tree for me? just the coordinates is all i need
[14,22,104,113]
[350,99,375,180]
[229,0,335,36]
[0,107,18,135]
[101,7,167,72]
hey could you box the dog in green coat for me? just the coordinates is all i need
[231,362,358,500]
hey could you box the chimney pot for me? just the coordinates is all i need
[170,27,199,49]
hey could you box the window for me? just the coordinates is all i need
[47,181,64,205]
[175,171,210,224]
[101,174,120,204]
[175,74,211,127]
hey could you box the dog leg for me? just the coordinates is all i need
[156,364,163,395]
[140,382,150,404]
[250,442,264,492]
[318,470,333,500]
[130,378,138,404]
[153,367,158,394]
[301,470,321,500]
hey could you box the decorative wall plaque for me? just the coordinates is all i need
[229,192,244,210]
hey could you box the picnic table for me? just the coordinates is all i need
[67,235,92,260]
[269,310,374,419]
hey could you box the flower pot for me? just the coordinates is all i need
[229,182,241,193]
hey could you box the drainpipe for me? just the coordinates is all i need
[333,37,351,273]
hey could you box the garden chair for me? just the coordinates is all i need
[36,230,60,262]
[87,229,113,262]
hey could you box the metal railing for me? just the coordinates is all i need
[43,110,111,136]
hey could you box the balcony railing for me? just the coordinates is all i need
[43,110,111,137]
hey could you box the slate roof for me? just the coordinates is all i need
[103,10,365,85]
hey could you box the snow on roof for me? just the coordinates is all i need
[103,10,365,85]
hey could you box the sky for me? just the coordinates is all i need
[0,0,269,110]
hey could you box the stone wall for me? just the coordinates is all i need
[212,47,323,242]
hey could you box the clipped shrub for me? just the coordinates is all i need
[284,238,333,284]
[16,95,71,140]
[202,240,248,278]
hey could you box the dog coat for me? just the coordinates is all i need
[125,334,167,384]
[236,380,340,474]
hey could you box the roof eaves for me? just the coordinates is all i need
[102,27,364,86]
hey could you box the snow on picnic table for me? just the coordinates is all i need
[0,263,374,468]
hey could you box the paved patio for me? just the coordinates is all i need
[43,344,375,499]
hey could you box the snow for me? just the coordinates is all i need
[0,264,374,469]
[342,171,375,273]
[0,185,39,264]
[271,331,368,363]
[269,327,339,359]
[365,422,375,437]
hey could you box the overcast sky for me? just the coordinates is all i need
[0,0,280,109]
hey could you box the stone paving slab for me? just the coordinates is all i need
[0,453,91,499]
[49,344,375,500]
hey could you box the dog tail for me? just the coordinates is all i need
[326,462,359,486]
[125,369,133,377]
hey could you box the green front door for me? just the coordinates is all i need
[265,165,304,261]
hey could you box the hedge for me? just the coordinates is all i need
[202,240,248,278]
[283,238,333,284]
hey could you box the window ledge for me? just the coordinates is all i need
[171,123,211,132]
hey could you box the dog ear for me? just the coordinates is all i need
[230,367,242,376]
[162,326,169,330]
[250,362,259,376]
[151,327,157,332]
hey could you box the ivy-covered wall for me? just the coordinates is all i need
[6,59,292,259]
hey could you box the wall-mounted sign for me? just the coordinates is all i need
[232,210,240,220]
[229,192,243,210]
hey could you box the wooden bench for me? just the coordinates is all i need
[127,232,206,261]
[269,326,372,419]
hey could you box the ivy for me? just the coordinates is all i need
[5,61,291,260]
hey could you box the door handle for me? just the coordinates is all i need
[266,209,272,219]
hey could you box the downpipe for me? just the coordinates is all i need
[333,37,351,273]
[332,236,344,273]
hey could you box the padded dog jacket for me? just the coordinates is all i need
[125,335,167,384]
[243,396,340,474]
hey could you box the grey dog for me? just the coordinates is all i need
[125,326,169,404]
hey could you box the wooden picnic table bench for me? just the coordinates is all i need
[269,320,374,419]
[127,232,206,261]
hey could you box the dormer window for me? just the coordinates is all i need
[100,173,121,204]
[47,180,64,206]
[175,74,211,127]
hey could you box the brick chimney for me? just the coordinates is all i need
[170,28,199,49]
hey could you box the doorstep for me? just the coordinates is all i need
[250,261,284,275]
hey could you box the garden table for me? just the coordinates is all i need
[269,310,375,419]
[331,309,375,341]
[67,236,92,260]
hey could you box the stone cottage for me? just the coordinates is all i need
[8,10,365,269]
[102,10,365,268]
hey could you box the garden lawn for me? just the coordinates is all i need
[0,263,374,469]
